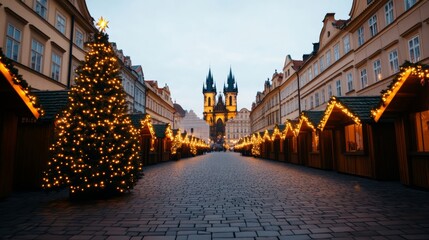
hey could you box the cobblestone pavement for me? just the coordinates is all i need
[1,152,429,240]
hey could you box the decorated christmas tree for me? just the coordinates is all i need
[42,18,142,197]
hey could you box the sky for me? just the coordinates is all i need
[86,0,352,118]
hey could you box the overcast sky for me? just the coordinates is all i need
[86,0,352,118]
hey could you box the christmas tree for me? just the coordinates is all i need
[42,17,142,197]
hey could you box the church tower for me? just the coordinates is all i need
[203,67,238,143]
[224,68,238,120]
[203,68,216,126]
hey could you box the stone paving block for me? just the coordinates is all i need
[212,232,234,238]
[142,237,175,240]
[206,227,239,233]
[187,235,211,240]
[1,152,429,240]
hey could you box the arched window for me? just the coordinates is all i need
[229,96,232,106]
[208,97,211,106]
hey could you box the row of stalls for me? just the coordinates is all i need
[0,51,209,198]
[236,63,429,190]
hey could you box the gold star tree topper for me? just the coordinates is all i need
[96,17,109,32]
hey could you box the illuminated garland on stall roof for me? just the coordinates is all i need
[371,62,429,122]
[318,96,361,131]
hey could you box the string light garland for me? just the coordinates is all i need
[42,18,142,197]
[318,96,361,131]
[0,48,44,118]
[371,62,429,122]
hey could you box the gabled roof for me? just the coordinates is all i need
[153,124,168,138]
[303,111,324,126]
[318,96,380,130]
[0,49,43,119]
[372,62,429,122]
[33,90,69,121]
[129,113,148,128]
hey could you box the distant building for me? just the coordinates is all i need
[176,110,209,142]
[225,108,251,147]
[173,102,186,129]
[145,80,174,125]
[111,43,146,114]
[250,71,283,133]
[202,68,238,142]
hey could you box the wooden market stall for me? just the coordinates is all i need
[318,96,399,180]
[372,63,429,188]
[153,123,174,163]
[130,113,155,166]
[0,52,42,198]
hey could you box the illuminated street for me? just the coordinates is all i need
[1,151,429,240]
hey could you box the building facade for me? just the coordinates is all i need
[202,68,238,141]
[251,0,428,129]
[250,71,283,133]
[225,108,251,147]
[145,80,174,125]
[0,0,96,91]
[176,110,210,143]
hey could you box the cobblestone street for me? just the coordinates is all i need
[1,152,429,240]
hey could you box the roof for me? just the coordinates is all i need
[153,124,169,138]
[336,96,381,122]
[174,103,186,117]
[302,111,324,126]
[319,96,381,130]
[33,90,69,121]
[129,113,148,128]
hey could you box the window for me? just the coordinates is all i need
[319,56,325,72]
[336,80,342,96]
[343,35,351,53]
[35,0,48,19]
[313,62,319,76]
[315,92,320,107]
[56,13,66,34]
[360,69,368,88]
[345,124,364,152]
[308,67,313,81]
[373,60,382,81]
[51,52,61,81]
[358,26,365,46]
[405,0,417,10]
[347,73,354,92]
[31,39,44,73]
[369,15,378,37]
[321,88,326,103]
[385,0,394,25]
[327,84,333,97]
[75,28,84,48]
[334,43,340,61]
[326,50,331,66]
[6,24,21,61]
[413,110,429,152]
[408,36,420,63]
[389,50,399,74]
[310,96,314,109]
[312,131,320,152]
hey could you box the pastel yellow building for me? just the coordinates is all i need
[203,68,238,142]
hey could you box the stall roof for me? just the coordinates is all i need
[33,90,69,122]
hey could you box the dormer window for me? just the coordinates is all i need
[367,0,373,4]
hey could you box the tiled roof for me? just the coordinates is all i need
[153,124,169,138]
[336,96,381,122]
[33,90,69,121]
[303,111,324,126]
[129,113,148,128]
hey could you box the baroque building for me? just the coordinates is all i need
[225,108,251,148]
[202,68,238,142]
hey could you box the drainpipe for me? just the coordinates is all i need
[67,15,75,88]
[297,71,301,115]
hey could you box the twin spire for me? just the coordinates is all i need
[202,67,238,94]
